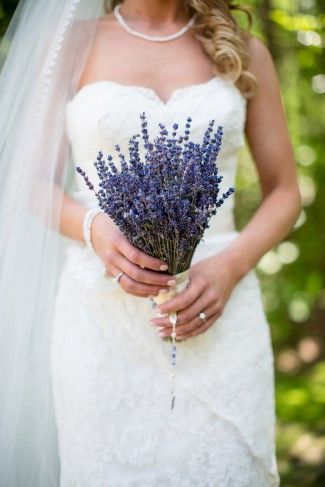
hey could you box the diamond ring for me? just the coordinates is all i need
[113,271,125,284]
[198,311,207,322]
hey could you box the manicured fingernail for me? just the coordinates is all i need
[167,279,176,286]
[160,264,168,270]
[159,289,168,294]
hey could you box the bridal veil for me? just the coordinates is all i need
[0,1,114,484]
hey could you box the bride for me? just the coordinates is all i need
[0,0,300,486]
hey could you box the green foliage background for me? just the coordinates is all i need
[234,2,325,485]
[1,1,324,485]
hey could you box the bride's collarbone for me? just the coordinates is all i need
[82,29,216,100]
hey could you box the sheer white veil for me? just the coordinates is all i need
[0,1,114,484]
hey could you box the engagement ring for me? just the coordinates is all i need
[113,271,125,284]
[198,311,207,322]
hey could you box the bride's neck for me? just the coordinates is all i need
[119,0,190,26]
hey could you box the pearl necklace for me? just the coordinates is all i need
[113,4,197,43]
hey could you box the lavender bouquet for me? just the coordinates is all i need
[77,112,234,276]
[77,112,234,410]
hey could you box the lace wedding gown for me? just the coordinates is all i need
[50,77,280,486]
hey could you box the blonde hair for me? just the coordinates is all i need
[104,0,257,98]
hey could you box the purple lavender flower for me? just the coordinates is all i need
[76,113,234,274]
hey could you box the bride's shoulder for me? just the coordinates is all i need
[69,13,117,34]
[245,34,273,61]
[97,12,117,25]
[68,14,119,54]
[244,32,272,64]
[243,33,277,80]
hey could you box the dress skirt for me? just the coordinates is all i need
[50,231,280,486]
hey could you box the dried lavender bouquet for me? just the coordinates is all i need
[76,112,234,280]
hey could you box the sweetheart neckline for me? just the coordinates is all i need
[67,75,235,108]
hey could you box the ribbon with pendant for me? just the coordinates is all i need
[150,268,190,410]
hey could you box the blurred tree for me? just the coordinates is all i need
[235,1,325,485]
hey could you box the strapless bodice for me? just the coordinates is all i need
[65,76,247,239]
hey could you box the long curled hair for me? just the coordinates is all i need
[104,0,257,98]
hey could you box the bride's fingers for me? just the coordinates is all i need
[104,254,170,296]
[114,253,173,288]
[176,313,219,340]
[157,301,222,337]
[116,235,169,272]
[150,287,216,327]
[104,262,161,297]
[156,274,206,315]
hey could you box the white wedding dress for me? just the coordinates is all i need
[50,76,280,486]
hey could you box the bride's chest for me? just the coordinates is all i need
[65,77,247,161]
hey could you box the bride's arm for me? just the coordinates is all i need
[150,36,301,339]
[58,191,87,242]
[224,36,301,279]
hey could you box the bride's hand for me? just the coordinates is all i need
[149,249,241,340]
[91,212,176,297]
